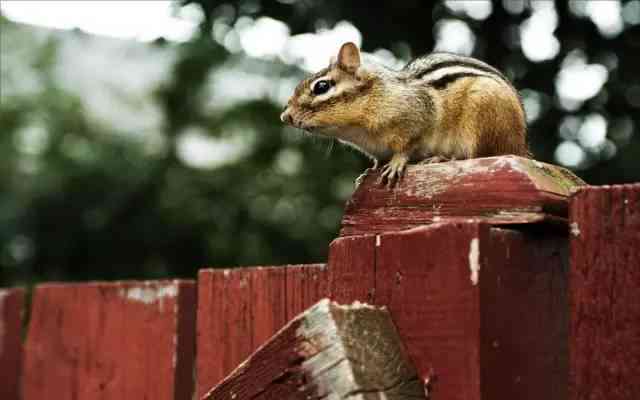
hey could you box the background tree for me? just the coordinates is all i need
[1,1,639,286]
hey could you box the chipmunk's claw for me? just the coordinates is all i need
[420,155,456,164]
[355,159,381,188]
[377,155,408,188]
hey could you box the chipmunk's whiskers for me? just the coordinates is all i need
[325,139,335,158]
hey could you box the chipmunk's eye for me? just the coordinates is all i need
[312,80,332,96]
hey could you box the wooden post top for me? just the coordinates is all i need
[341,155,586,236]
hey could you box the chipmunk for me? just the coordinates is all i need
[280,42,529,187]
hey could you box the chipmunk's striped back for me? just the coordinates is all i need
[404,53,515,92]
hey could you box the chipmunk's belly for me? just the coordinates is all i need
[335,126,393,160]
[417,130,470,160]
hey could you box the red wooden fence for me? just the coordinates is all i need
[21,281,196,400]
[329,222,568,400]
[569,185,640,399]
[0,158,637,400]
[0,288,24,399]
[196,264,327,398]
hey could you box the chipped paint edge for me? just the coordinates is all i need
[118,281,179,309]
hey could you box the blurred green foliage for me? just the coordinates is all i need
[1,1,639,286]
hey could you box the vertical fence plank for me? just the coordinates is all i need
[251,267,287,351]
[285,264,328,320]
[21,280,196,400]
[569,184,640,400]
[0,288,25,400]
[374,223,487,400]
[196,264,328,399]
[328,235,376,304]
[481,228,568,400]
[222,269,254,388]
[329,222,569,400]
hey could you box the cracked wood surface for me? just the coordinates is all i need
[569,184,640,400]
[341,155,585,236]
[202,299,425,400]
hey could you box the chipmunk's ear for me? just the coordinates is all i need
[337,42,361,72]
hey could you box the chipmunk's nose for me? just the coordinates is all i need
[280,107,293,125]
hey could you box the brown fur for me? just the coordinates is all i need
[281,43,530,179]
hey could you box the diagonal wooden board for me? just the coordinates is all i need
[341,155,585,236]
[202,299,426,400]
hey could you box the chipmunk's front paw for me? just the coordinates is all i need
[378,154,408,188]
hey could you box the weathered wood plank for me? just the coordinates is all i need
[196,264,328,398]
[374,223,487,400]
[329,221,569,400]
[328,235,376,304]
[0,288,25,400]
[342,155,585,236]
[21,280,196,400]
[252,267,287,351]
[202,299,425,400]
[285,264,328,321]
[569,184,640,400]
[480,228,568,400]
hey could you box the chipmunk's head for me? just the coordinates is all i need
[280,42,374,134]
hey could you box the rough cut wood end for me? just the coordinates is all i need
[202,298,426,400]
[341,155,585,236]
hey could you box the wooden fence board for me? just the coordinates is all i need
[252,267,287,350]
[21,280,196,400]
[0,288,25,400]
[222,269,254,391]
[480,228,568,400]
[329,222,569,400]
[285,264,329,320]
[374,223,487,400]
[203,300,425,400]
[328,235,376,304]
[569,184,640,400]
[196,264,327,398]
[342,156,585,236]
